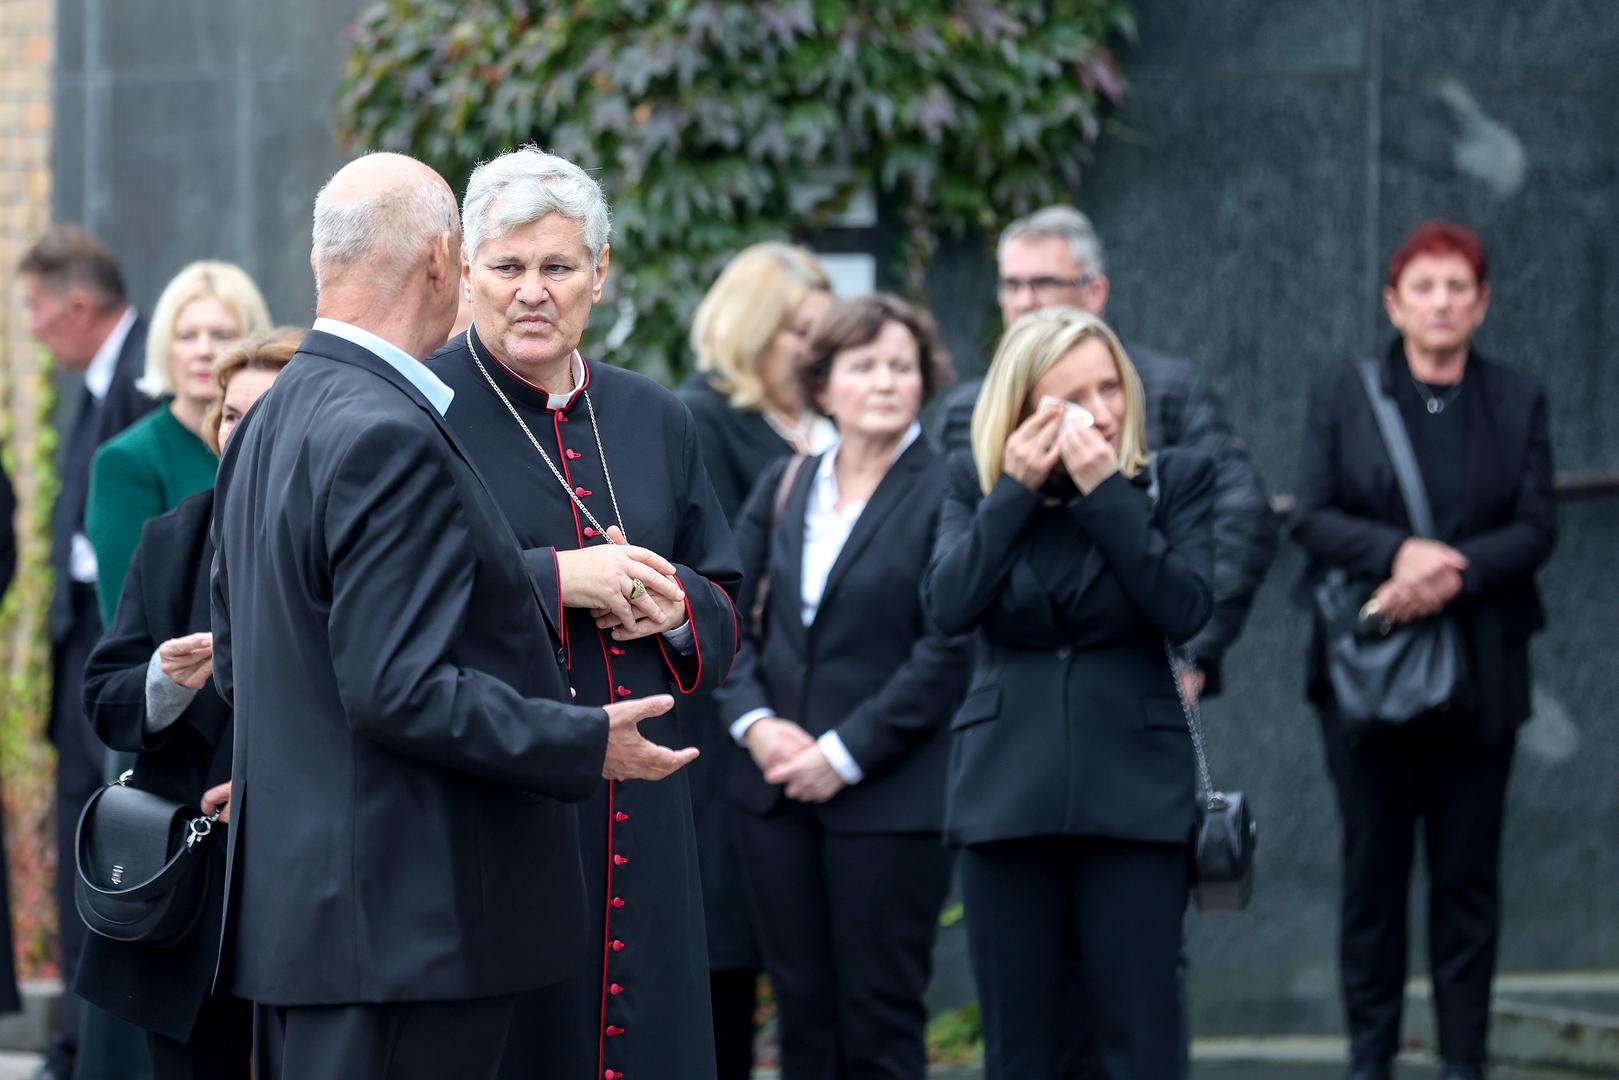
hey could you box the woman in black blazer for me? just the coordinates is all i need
[77,329,298,1080]
[674,242,836,1077]
[923,306,1215,1080]
[1293,222,1555,1080]
[717,294,969,1079]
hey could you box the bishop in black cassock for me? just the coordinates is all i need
[430,148,741,1080]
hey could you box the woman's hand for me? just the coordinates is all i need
[765,744,847,804]
[556,526,684,626]
[742,717,815,775]
[1002,404,1064,490]
[201,781,232,824]
[1371,538,1468,623]
[1057,420,1118,495]
[159,632,214,689]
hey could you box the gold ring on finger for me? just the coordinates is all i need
[627,578,647,601]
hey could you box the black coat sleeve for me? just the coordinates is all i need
[1455,382,1556,596]
[1291,363,1411,580]
[321,418,608,798]
[0,464,14,604]
[1170,370,1279,674]
[83,540,205,753]
[831,506,971,779]
[922,453,1045,636]
[658,407,743,694]
[1065,454,1217,644]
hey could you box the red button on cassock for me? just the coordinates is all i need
[614,811,630,823]
[616,685,632,698]
[574,486,593,497]
[609,983,624,995]
[583,527,599,538]
[566,448,583,460]
[604,1071,620,1079]
[612,896,626,908]
[609,646,626,656]
[613,854,629,866]
[606,1025,624,1037]
[557,412,569,422]
[610,939,625,952]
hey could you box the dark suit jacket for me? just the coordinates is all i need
[923,448,1215,847]
[718,439,971,834]
[674,372,794,522]
[1291,343,1556,742]
[210,328,610,1006]
[51,313,152,645]
[77,489,231,1041]
[934,343,1275,691]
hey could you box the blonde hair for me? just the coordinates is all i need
[140,261,272,399]
[202,326,304,455]
[689,242,830,410]
[970,306,1150,494]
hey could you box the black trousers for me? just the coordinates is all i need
[960,836,1189,1080]
[46,585,105,1076]
[1320,706,1515,1067]
[710,969,758,1080]
[149,992,253,1080]
[253,996,515,1080]
[737,803,953,1080]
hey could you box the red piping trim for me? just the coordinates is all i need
[655,577,702,694]
[597,778,616,1077]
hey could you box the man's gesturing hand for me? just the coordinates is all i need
[556,528,684,627]
[601,694,698,782]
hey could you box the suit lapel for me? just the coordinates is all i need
[815,440,929,621]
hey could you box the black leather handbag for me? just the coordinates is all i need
[1311,358,1470,734]
[74,770,218,948]
[1168,645,1256,912]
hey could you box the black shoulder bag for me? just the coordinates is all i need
[1310,359,1470,734]
[747,454,807,638]
[74,769,219,948]
[1147,460,1256,911]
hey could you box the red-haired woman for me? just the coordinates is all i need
[1293,222,1556,1080]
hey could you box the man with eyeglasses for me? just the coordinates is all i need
[934,206,1277,1076]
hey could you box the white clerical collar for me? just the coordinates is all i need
[84,306,136,401]
[488,347,587,411]
[313,317,454,415]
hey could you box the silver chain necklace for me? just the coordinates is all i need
[464,329,629,545]
[1409,372,1464,415]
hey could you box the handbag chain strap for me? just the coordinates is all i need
[1165,644,1223,811]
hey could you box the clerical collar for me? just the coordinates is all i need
[483,342,588,411]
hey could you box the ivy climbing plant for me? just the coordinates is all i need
[337,0,1133,378]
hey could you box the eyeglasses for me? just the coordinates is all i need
[997,273,1094,297]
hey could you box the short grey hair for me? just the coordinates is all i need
[462,146,611,266]
[997,205,1106,276]
[311,161,459,293]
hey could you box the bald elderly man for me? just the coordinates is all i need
[209,153,697,1079]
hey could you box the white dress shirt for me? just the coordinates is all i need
[730,423,923,784]
[68,306,139,583]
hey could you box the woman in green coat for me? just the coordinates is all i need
[85,260,270,623]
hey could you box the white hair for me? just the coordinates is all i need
[311,159,459,294]
[997,204,1107,276]
[462,146,611,265]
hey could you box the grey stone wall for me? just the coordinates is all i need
[55,0,1619,1041]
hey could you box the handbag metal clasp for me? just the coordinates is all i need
[184,814,219,850]
[116,769,133,786]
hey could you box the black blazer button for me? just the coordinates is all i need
[1056,646,1073,659]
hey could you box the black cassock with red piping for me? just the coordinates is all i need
[431,329,741,1080]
